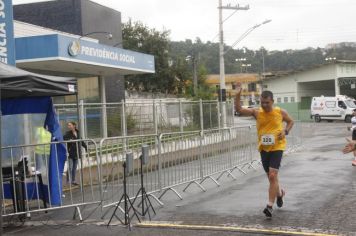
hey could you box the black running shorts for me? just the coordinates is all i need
[260,150,283,173]
[353,130,356,141]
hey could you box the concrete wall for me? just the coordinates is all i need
[14,0,83,35]
[264,64,338,103]
[295,64,337,83]
[297,80,335,100]
[337,63,356,78]
[14,0,125,102]
[80,0,122,47]
[264,64,341,122]
[264,62,356,121]
[264,76,298,103]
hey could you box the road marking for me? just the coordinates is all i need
[136,222,339,236]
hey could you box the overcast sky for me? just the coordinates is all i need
[13,0,356,51]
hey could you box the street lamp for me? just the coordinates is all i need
[241,63,251,72]
[226,19,272,54]
[325,57,337,61]
[235,58,246,72]
[113,42,123,47]
[219,16,271,126]
[79,31,113,40]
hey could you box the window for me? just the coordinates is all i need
[338,101,347,109]
[54,76,100,104]
[232,83,236,90]
[345,100,356,108]
[325,101,336,108]
[277,97,282,103]
[248,83,256,92]
[290,97,295,103]
[284,97,288,103]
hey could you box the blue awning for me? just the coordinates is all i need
[15,34,155,76]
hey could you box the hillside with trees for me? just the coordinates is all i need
[122,20,356,97]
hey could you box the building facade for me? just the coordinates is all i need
[12,0,155,138]
[13,0,140,103]
[263,61,356,120]
[206,73,262,106]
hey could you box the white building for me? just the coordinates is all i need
[263,60,356,120]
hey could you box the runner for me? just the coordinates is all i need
[234,83,294,217]
[348,109,356,166]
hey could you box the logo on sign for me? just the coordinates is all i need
[68,41,80,57]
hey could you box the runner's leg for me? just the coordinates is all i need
[268,151,283,206]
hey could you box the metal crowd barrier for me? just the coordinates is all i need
[156,125,260,200]
[285,121,303,153]
[99,134,163,213]
[2,122,303,221]
[1,139,100,220]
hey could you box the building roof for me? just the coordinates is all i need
[264,60,356,81]
[206,73,260,84]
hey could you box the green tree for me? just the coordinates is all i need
[123,20,175,93]
[185,64,215,100]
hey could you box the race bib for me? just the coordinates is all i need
[261,134,275,145]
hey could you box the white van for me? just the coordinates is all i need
[310,95,356,123]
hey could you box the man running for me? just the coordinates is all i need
[235,83,294,217]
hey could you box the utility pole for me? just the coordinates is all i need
[261,47,265,91]
[218,0,249,126]
[186,54,198,96]
[193,57,198,96]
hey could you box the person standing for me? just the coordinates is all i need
[235,83,294,217]
[348,109,356,166]
[34,126,52,180]
[63,121,87,186]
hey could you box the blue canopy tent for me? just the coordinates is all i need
[0,62,77,206]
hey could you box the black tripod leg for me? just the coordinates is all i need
[128,188,142,215]
[143,196,151,220]
[107,195,124,227]
[131,188,142,207]
[127,197,141,223]
[145,192,156,215]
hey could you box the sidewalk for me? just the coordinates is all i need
[4,123,356,235]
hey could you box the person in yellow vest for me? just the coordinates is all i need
[235,83,294,217]
[35,126,52,172]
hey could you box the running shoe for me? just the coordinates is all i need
[276,189,285,208]
[263,205,273,217]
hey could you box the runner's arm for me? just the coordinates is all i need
[343,138,356,154]
[281,109,294,135]
[234,83,257,118]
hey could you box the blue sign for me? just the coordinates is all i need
[59,35,155,73]
[15,34,155,74]
[0,0,15,65]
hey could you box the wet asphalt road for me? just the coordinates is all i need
[4,122,356,236]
